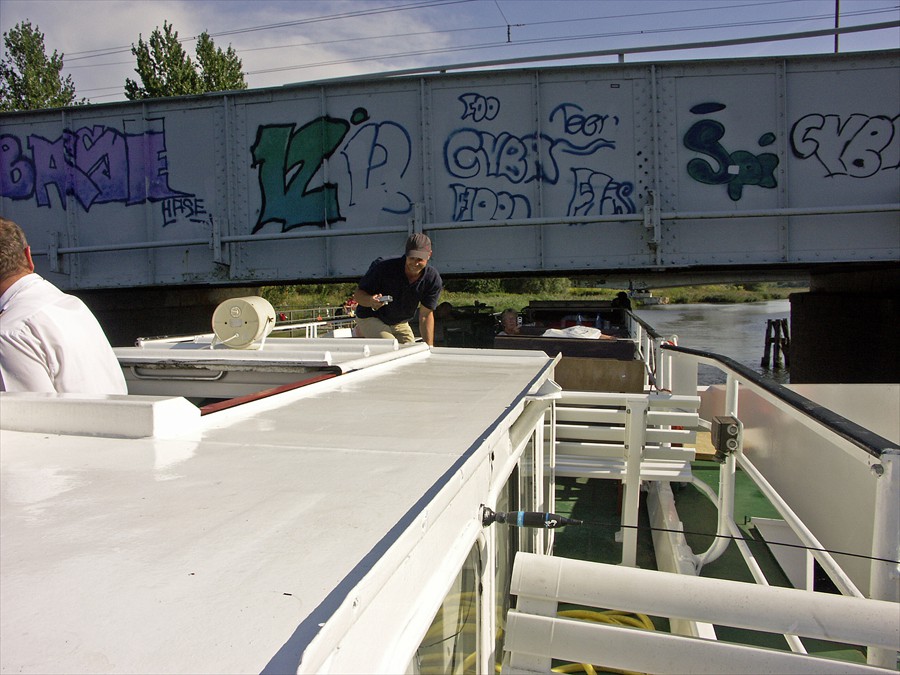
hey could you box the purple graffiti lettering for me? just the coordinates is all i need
[29,134,99,209]
[72,126,129,203]
[0,134,35,199]
[125,130,183,204]
[0,121,190,212]
[791,113,899,177]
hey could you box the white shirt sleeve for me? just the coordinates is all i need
[0,277,127,395]
[0,320,58,392]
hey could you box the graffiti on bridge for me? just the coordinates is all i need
[459,93,499,122]
[251,107,415,232]
[684,102,779,201]
[791,113,899,177]
[161,196,208,227]
[447,97,635,221]
[0,119,191,212]
[451,184,531,222]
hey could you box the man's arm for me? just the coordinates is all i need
[0,333,55,392]
[418,305,435,346]
[352,288,387,309]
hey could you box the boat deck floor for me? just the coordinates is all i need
[550,458,869,665]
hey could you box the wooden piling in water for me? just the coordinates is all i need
[762,318,791,370]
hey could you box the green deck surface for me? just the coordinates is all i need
[551,462,868,665]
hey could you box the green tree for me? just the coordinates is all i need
[0,21,83,112]
[195,32,247,93]
[125,21,246,100]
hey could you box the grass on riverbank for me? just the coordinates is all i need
[261,281,806,312]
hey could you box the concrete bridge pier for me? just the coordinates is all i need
[790,267,899,384]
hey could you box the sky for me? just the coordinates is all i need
[0,0,898,104]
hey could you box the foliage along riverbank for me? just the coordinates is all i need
[262,280,807,312]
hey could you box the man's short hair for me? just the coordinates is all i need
[0,217,30,281]
[405,233,432,259]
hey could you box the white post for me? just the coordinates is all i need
[868,449,900,668]
[620,397,649,566]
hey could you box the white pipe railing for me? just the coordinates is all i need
[661,344,898,667]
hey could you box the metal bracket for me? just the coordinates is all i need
[48,231,61,273]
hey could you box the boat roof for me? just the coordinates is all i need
[0,344,557,673]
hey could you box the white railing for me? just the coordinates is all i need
[542,337,898,667]
[503,553,899,675]
[274,305,357,338]
[657,344,899,668]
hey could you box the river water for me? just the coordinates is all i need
[634,300,791,385]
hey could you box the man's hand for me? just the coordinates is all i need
[353,288,387,309]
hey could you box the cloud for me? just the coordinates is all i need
[0,0,466,101]
[2,0,898,104]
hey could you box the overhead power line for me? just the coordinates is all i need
[44,0,900,100]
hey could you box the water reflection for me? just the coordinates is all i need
[635,300,791,385]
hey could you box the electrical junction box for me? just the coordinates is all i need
[711,415,742,454]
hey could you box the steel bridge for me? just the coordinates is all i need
[1,48,897,290]
[1,44,898,381]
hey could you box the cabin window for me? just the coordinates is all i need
[493,478,515,670]
[410,546,479,674]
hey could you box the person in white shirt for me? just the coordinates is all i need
[0,217,127,395]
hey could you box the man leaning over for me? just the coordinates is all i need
[353,233,442,346]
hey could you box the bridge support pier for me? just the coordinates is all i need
[790,267,899,384]
[75,287,261,347]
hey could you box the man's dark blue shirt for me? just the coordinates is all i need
[355,257,442,325]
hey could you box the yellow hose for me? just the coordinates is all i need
[549,608,654,675]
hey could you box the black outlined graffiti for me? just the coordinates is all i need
[251,111,359,232]
[459,93,500,122]
[340,120,413,216]
[251,107,416,232]
[684,102,779,201]
[161,196,208,227]
[549,103,619,138]
[791,113,900,177]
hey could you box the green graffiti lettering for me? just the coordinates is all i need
[251,116,352,232]
[684,113,779,201]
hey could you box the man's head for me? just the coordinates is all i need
[404,233,432,276]
[405,233,432,260]
[0,218,34,290]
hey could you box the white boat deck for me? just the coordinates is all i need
[0,346,557,674]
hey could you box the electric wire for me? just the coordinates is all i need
[44,1,900,101]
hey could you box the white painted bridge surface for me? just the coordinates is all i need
[0,50,897,290]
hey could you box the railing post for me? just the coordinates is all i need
[868,449,900,667]
[620,397,649,566]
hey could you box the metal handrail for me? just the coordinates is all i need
[657,342,898,652]
[661,344,894,458]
